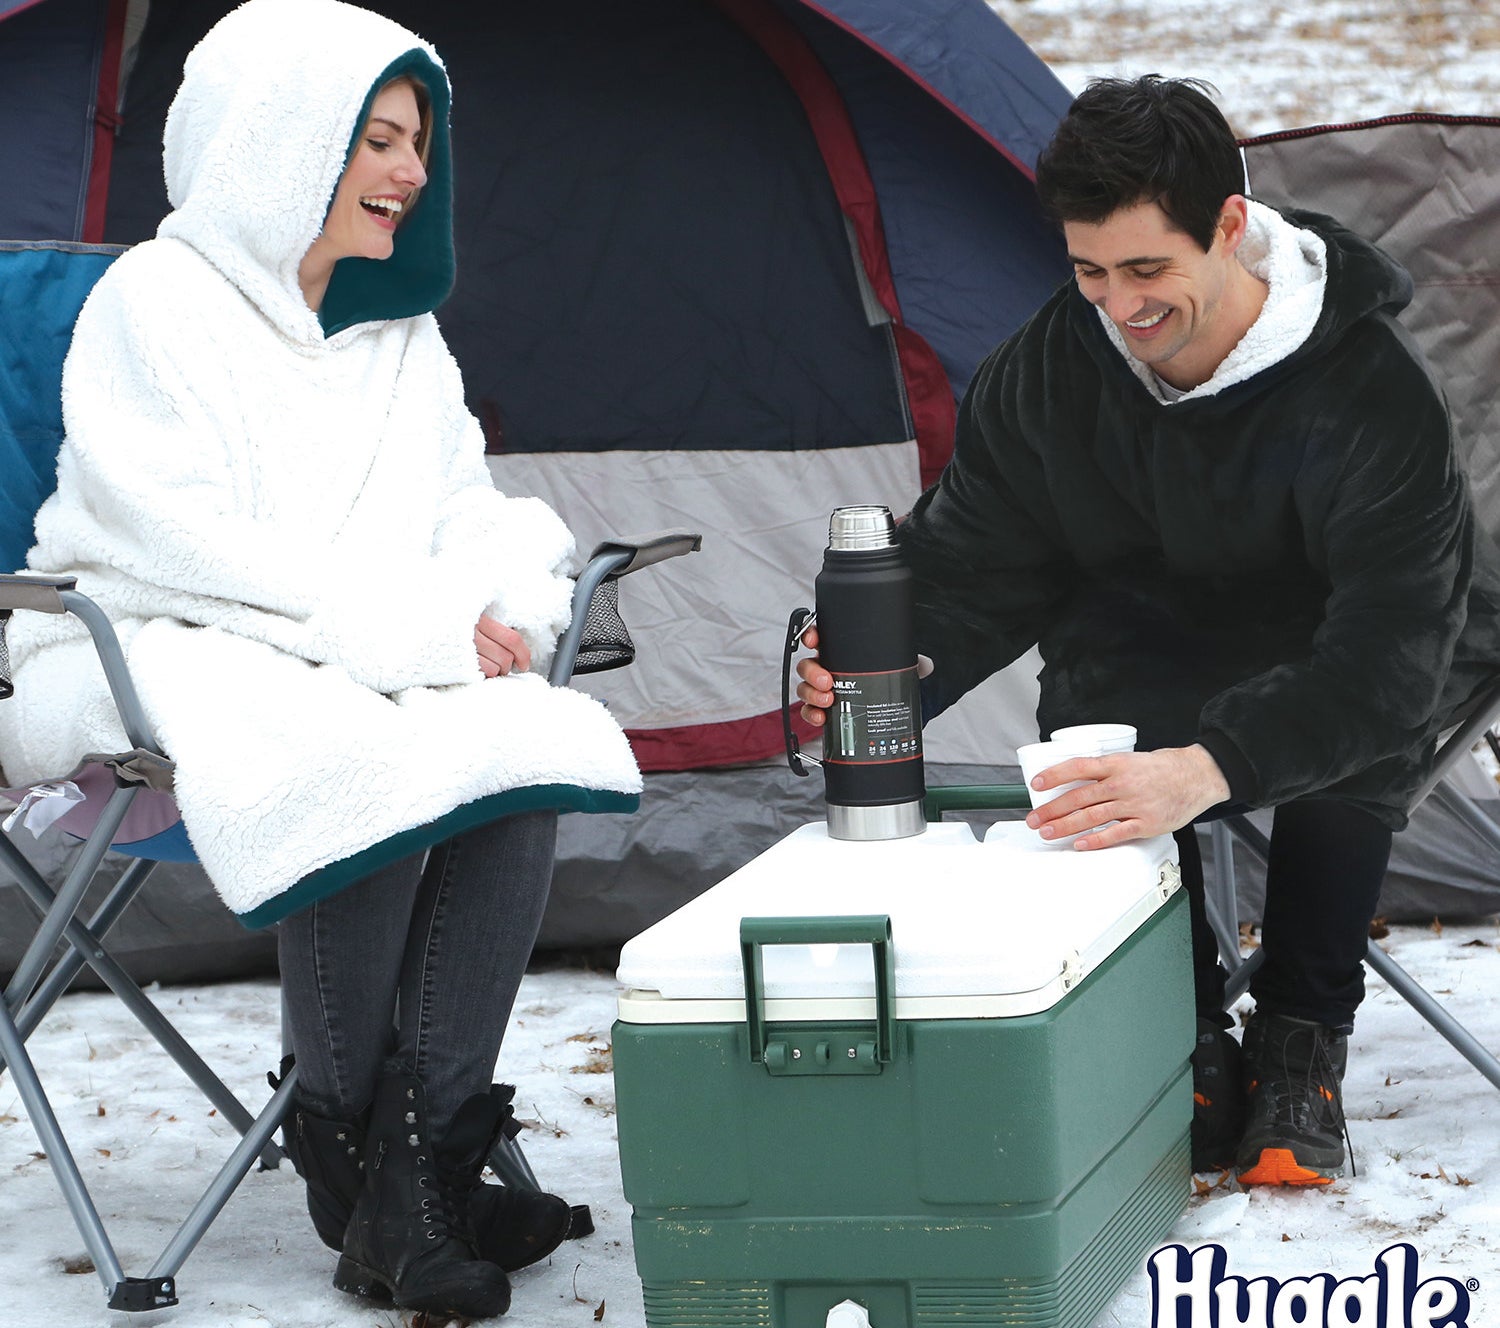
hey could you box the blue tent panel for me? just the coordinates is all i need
[804,0,1073,170]
[0,242,124,574]
[0,0,111,241]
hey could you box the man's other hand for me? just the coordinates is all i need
[1024,744,1230,849]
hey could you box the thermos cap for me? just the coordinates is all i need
[829,504,896,551]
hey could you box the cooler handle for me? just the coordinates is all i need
[740,915,895,1067]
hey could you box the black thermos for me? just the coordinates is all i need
[815,505,926,840]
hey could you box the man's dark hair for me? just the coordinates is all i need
[1034,75,1245,252]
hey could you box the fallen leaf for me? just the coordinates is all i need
[95,1104,106,1118]
[0,1113,17,1125]
[569,1047,613,1076]
[208,1109,217,1118]
[567,1032,604,1044]
[1462,938,1491,948]
[1380,1109,1402,1119]
[96,1148,111,1158]
[1281,1234,1291,1243]
[1368,917,1390,940]
[1431,917,1444,936]
[61,1255,95,1276]
[594,1300,606,1322]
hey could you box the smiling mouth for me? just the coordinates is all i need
[358,196,405,224]
[1124,309,1170,332]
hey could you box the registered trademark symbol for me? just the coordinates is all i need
[1468,1278,1481,1292]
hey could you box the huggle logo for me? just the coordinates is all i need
[1148,1242,1473,1328]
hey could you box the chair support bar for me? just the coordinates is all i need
[148,1063,300,1284]
[4,784,136,1012]
[57,589,159,753]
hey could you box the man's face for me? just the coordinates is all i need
[1063,198,1243,390]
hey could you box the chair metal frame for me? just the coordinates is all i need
[0,531,699,1311]
[1202,679,1500,1091]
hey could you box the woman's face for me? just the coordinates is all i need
[315,81,428,265]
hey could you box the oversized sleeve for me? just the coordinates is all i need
[421,335,577,676]
[898,338,1077,717]
[1196,344,1474,807]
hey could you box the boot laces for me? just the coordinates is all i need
[1262,1021,1356,1177]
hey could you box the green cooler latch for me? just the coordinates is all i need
[740,916,895,1076]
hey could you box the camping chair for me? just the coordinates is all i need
[0,238,700,1310]
[1201,679,1500,1090]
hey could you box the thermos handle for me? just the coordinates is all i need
[740,915,896,1068]
[781,608,819,775]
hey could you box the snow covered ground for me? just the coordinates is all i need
[3,923,1500,1327]
[6,3,1500,1325]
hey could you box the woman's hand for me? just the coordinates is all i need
[1024,744,1230,849]
[475,614,531,678]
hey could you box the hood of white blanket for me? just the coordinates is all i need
[158,0,456,342]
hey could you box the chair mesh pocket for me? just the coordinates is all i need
[0,610,11,702]
[573,577,635,675]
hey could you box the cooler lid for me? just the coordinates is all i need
[616,821,1180,1021]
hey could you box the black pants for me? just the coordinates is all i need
[1175,800,1393,1034]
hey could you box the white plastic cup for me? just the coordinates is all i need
[1049,723,1137,755]
[1016,737,1097,810]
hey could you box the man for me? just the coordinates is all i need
[797,76,1500,1186]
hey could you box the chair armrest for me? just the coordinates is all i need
[548,532,702,687]
[0,576,162,756]
[586,531,702,577]
[0,572,79,613]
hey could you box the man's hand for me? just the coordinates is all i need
[475,614,531,678]
[794,625,931,725]
[1024,744,1230,850]
[794,625,833,726]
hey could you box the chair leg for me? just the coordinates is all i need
[148,1064,300,1282]
[1223,811,1500,1093]
[488,1131,542,1191]
[0,836,284,1167]
[1363,939,1500,1091]
[0,998,174,1309]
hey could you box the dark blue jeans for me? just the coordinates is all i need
[1176,800,1392,1033]
[278,810,557,1134]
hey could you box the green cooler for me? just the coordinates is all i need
[613,820,1194,1328]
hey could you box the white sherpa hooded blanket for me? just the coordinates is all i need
[0,0,641,925]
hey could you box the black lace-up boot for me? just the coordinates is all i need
[269,1056,365,1252]
[289,1103,367,1250]
[463,1084,574,1271]
[283,1067,572,1269]
[1190,1016,1245,1172]
[1236,1010,1350,1186]
[333,1070,512,1318]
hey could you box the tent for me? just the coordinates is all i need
[0,0,1073,972]
[4,3,1497,976]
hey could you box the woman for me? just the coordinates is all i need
[0,0,642,1317]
